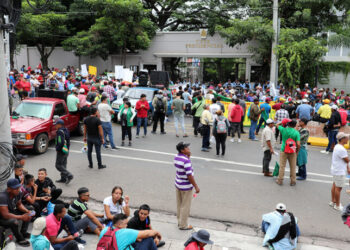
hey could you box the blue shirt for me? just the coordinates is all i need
[182,92,191,104]
[30,235,51,250]
[260,103,271,114]
[99,227,139,250]
[296,104,313,120]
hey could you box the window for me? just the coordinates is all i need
[15,103,52,119]
[53,103,67,117]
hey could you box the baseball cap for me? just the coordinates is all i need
[265,97,271,102]
[331,105,338,110]
[266,119,274,124]
[176,142,190,152]
[281,118,292,127]
[16,154,27,162]
[323,99,330,104]
[302,99,309,103]
[91,86,97,91]
[79,88,85,94]
[7,178,21,189]
[31,217,46,236]
[336,132,349,141]
[276,203,286,211]
[54,119,64,125]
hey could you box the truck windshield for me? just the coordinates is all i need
[126,89,153,102]
[15,102,52,119]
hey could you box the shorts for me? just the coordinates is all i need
[333,175,346,188]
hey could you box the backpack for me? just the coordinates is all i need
[97,227,119,250]
[216,118,227,134]
[155,97,165,112]
[284,138,296,153]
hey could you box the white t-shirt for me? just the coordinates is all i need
[98,103,112,122]
[103,196,126,219]
[331,144,348,176]
[209,104,221,120]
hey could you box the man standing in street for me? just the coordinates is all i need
[321,105,341,154]
[174,142,200,230]
[103,81,117,102]
[238,96,247,134]
[200,104,213,152]
[261,119,275,177]
[54,119,73,184]
[152,90,168,134]
[98,96,117,150]
[249,98,264,141]
[276,119,300,186]
[83,107,106,169]
[330,132,350,211]
[135,94,150,138]
[191,96,205,137]
[256,98,271,135]
[172,92,188,137]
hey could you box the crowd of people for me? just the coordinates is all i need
[5,65,350,249]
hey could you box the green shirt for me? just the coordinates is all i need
[172,98,185,116]
[67,94,79,112]
[278,126,300,152]
[191,99,205,117]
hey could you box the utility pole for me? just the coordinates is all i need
[4,15,10,74]
[269,0,279,93]
[0,17,13,190]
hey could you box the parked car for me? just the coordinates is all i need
[11,98,84,154]
[111,87,172,126]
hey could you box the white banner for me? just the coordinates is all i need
[115,65,124,79]
[123,69,134,82]
[270,82,277,97]
[81,64,88,77]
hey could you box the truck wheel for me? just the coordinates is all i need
[34,133,49,154]
[147,112,153,126]
[77,121,84,136]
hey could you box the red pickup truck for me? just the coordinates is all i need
[11,98,83,154]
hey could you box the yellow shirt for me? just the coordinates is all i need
[317,104,331,119]
[200,109,213,125]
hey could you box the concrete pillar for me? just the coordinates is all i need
[156,57,162,71]
[245,58,251,82]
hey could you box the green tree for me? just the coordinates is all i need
[63,0,155,65]
[16,0,68,69]
[275,28,327,86]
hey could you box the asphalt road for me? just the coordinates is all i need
[21,116,350,243]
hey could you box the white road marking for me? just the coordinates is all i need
[69,140,333,179]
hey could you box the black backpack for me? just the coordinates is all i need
[155,97,165,112]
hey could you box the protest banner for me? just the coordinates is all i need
[115,65,124,79]
[81,64,88,77]
[88,66,97,76]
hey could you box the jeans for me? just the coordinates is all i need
[193,117,200,136]
[153,112,165,132]
[249,120,258,139]
[136,117,147,136]
[122,126,132,141]
[134,237,157,250]
[256,117,266,133]
[0,210,30,241]
[53,240,79,250]
[202,125,210,149]
[263,150,272,173]
[101,121,115,148]
[72,216,104,232]
[326,130,338,152]
[298,164,307,179]
[231,122,241,138]
[215,133,227,155]
[240,115,245,132]
[87,137,103,167]
[55,151,73,181]
[174,115,186,134]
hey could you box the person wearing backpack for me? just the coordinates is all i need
[321,105,342,154]
[276,119,300,186]
[200,105,214,152]
[249,98,265,141]
[213,110,230,156]
[98,213,161,250]
[151,90,168,134]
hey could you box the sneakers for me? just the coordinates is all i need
[230,138,235,142]
[201,148,209,152]
[320,150,329,154]
[17,240,30,247]
[136,135,139,138]
[121,141,125,146]
[334,204,344,211]
[238,139,242,143]
[151,131,156,134]
[183,134,188,138]
[111,146,118,150]
[161,131,166,134]
[128,141,132,146]
[329,201,335,207]
[65,176,73,184]
[98,165,107,169]
[251,138,259,141]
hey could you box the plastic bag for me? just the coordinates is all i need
[210,135,216,144]
[81,143,88,154]
[273,162,279,177]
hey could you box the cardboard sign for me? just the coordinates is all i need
[123,69,134,82]
[115,65,124,79]
[81,64,88,77]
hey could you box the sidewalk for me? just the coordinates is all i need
[19,198,343,250]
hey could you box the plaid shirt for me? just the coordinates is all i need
[275,109,289,123]
[103,85,116,101]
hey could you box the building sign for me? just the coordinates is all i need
[186,40,224,49]
[200,29,208,39]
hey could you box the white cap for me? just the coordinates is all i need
[31,217,46,236]
[266,119,274,124]
[79,88,85,94]
[331,105,338,110]
[302,99,309,103]
[276,203,286,211]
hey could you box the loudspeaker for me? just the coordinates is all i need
[139,71,148,86]
[53,90,68,101]
[38,89,53,98]
[150,71,170,88]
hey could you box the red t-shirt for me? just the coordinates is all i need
[185,242,204,250]
[45,213,61,239]
[22,81,31,92]
[135,100,150,118]
[81,84,89,95]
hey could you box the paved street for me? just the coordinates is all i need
[21,116,350,246]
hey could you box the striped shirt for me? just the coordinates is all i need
[68,199,88,222]
[174,153,194,191]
